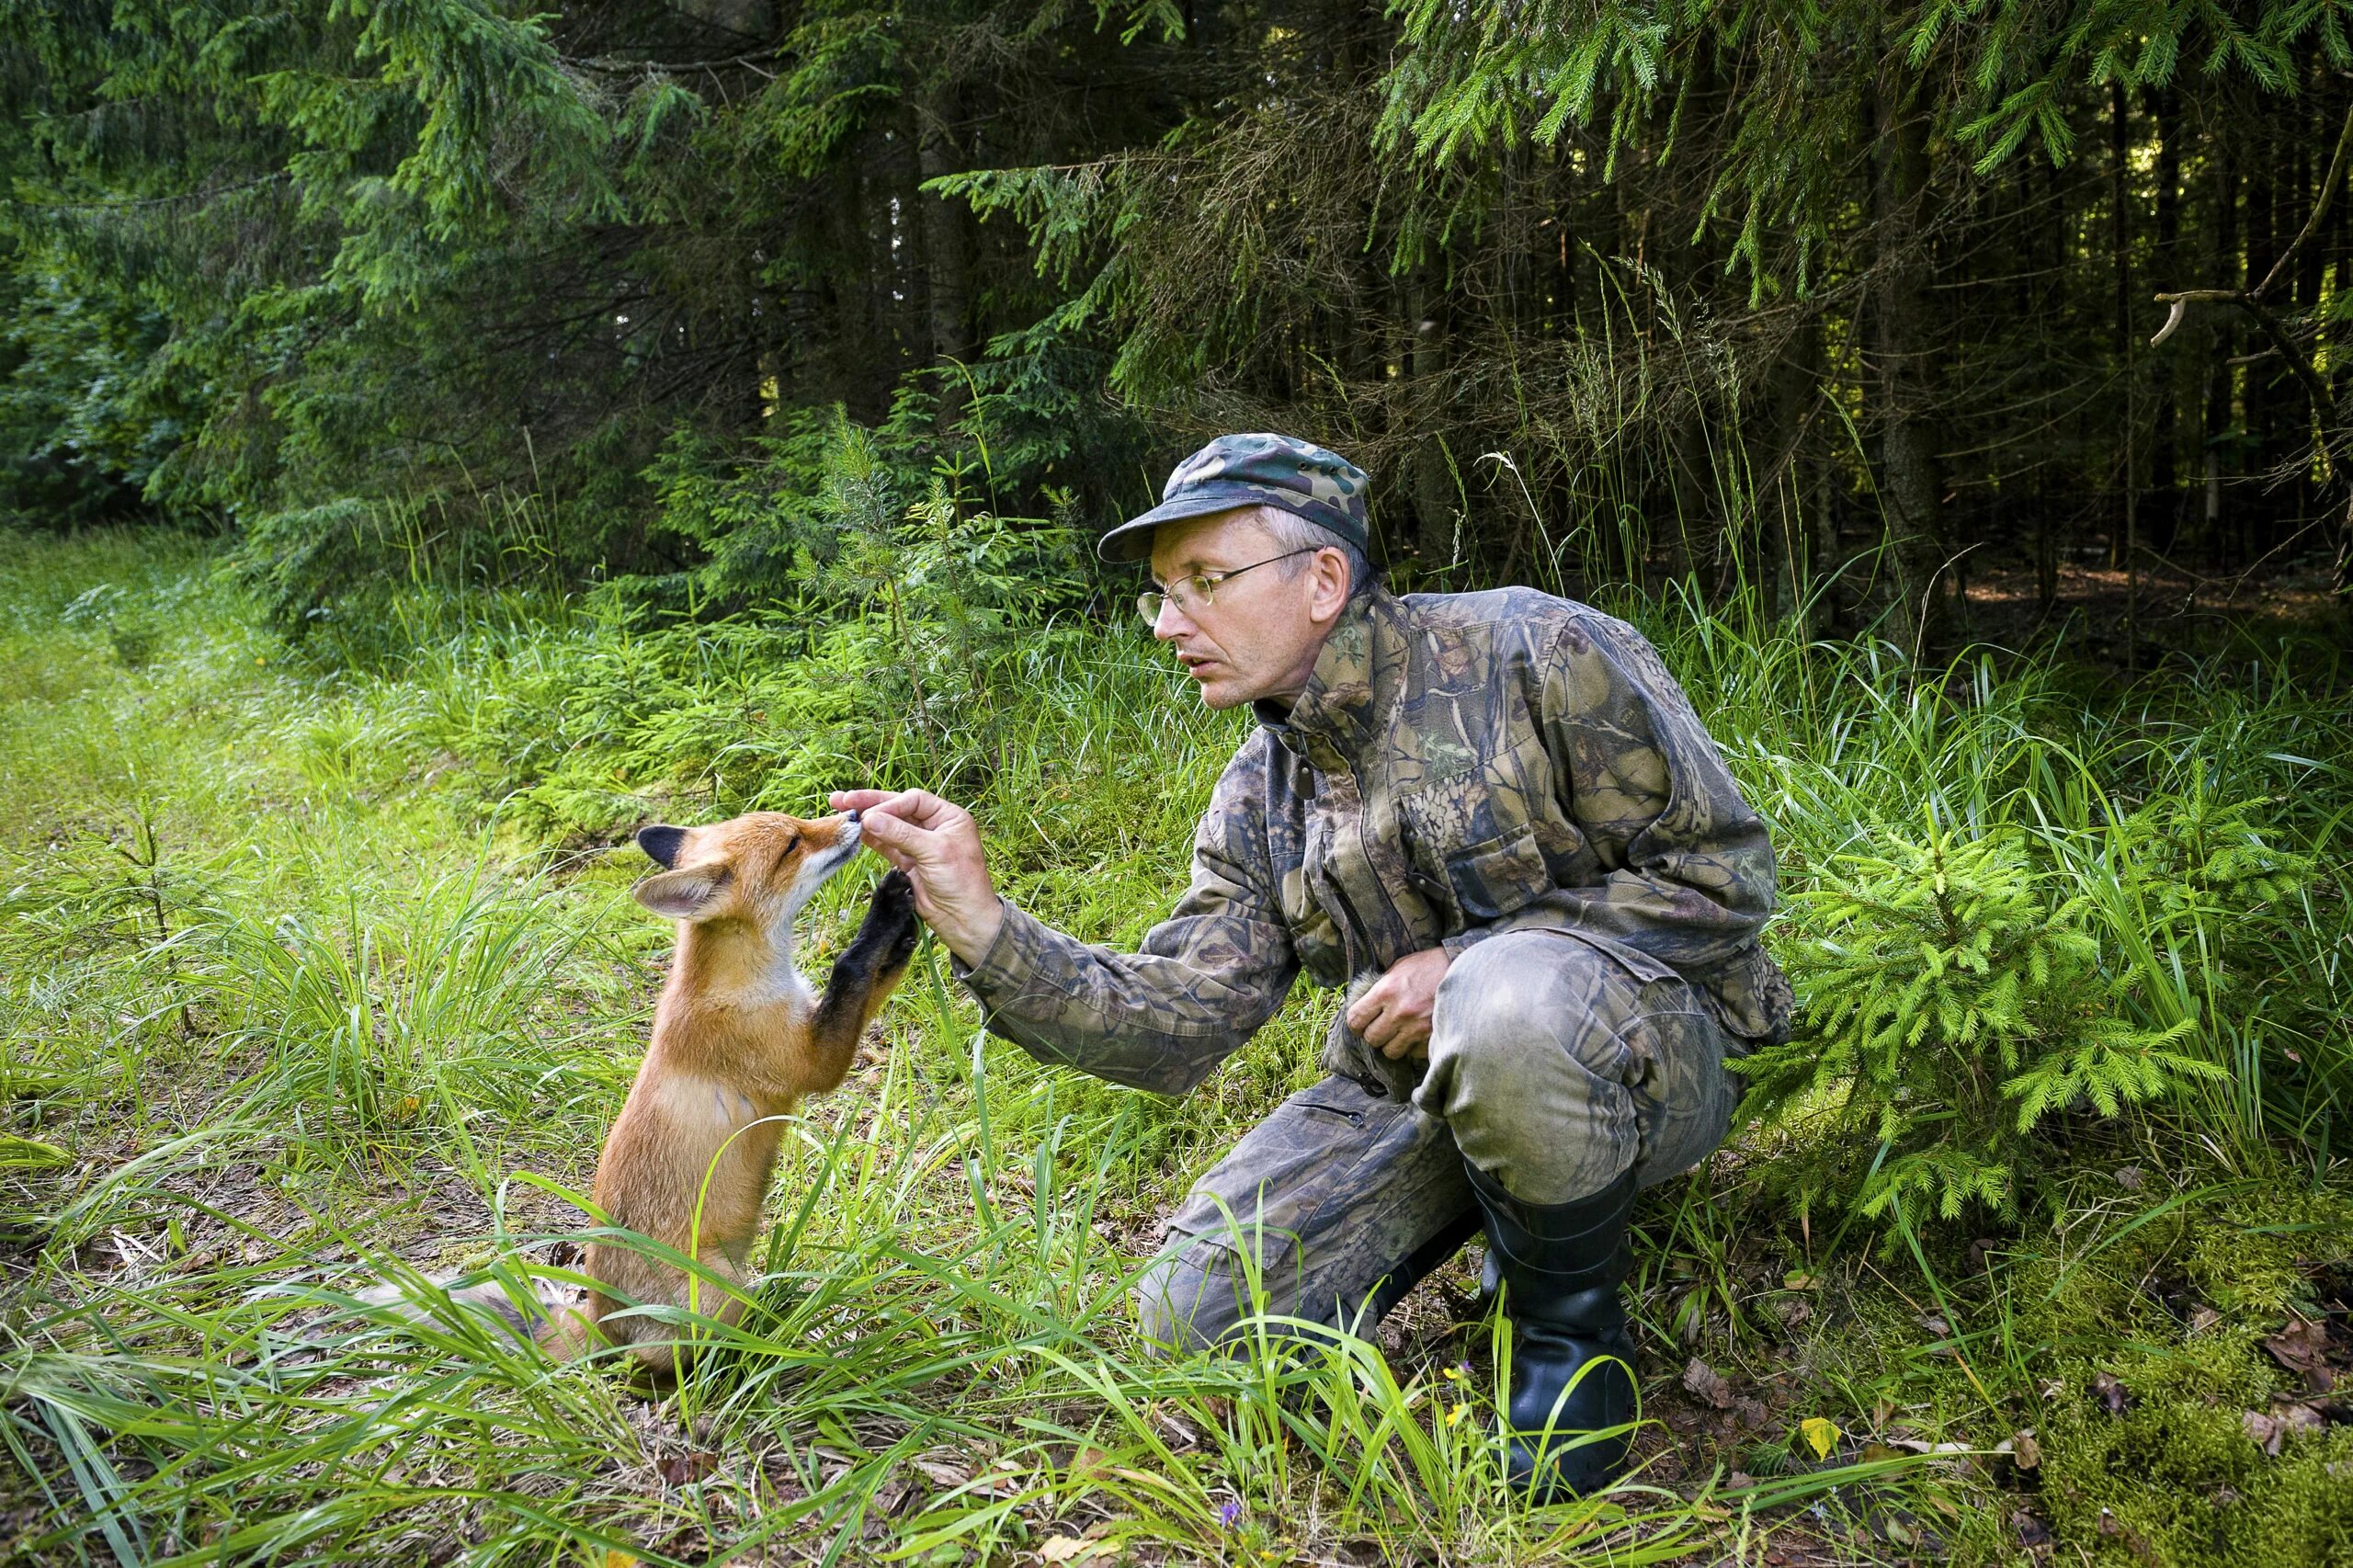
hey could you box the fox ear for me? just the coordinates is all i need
[631,867,727,921]
[636,824,688,869]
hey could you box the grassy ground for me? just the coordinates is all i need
[4,528,2351,1566]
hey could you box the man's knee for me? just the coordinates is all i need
[1432,932,1630,1077]
[1423,932,1654,1203]
[1133,1233,1250,1355]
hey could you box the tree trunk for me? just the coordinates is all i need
[2113,85,2138,666]
[2148,87,2180,542]
[2203,146,2239,569]
[1408,260,1454,571]
[1870,63,1949,656]
[917,86,972,431]
[1765,316,1822,629]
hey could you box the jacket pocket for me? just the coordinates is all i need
[1435,824,1552,924]
[1397,736,1554,931]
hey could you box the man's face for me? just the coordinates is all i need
[1147,509,1351,710]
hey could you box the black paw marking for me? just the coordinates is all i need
[870,868,915,915]
[847,869,920,967]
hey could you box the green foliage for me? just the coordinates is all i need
[58,582,159,666]
[1742,816,2236,1225]
[1378,0,2353,278]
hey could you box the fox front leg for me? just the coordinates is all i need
[804,870,922,1090]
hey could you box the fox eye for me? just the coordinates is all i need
[774,834,799,871]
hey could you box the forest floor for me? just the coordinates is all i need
[1962,553,2347,666]
[4,530,2352,1567]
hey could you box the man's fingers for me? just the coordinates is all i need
[829,789,892,812]
[871,788,944,819]
[858,811,925,852]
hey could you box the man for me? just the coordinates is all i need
[831,434,1792,1497]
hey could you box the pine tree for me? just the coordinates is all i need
[1741,813,2236,1228]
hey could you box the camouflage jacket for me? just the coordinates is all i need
[955,586,1794,1097]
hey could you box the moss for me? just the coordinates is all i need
[2008,1182,2353,1565]
[2040,1388,2353,1566]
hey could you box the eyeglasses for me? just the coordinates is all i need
[1137,548,1319,622]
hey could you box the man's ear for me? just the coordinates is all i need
[1311,547,1352,623]
[636,824,688,869]
[631,867,728,921]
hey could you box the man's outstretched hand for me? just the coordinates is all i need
[829,789,1004,964]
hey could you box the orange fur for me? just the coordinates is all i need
[563,810,920,1375]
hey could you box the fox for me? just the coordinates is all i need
[356,809,920,1377]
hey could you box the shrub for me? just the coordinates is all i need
[1740,815,2229,1227]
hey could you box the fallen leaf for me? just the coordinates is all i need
[2188,1305,2221,1335]
[2263,1316,2336,1394]
[1682,1358,1734,1410]
[2012,1509,2052,1548]
[654,1451,715,1486]
[600,1552,639,1568]
[1733,1395,1770,1429]
[911,1456,972,1487]
[1039,1537,1106,1564]
[1800,1415,1841,1460]
[1783,1270,1818,1290]
[2091,1371,2132,1415]
[1775,1296,1813,1327]
[2010,1429,2041,1470]
[2244,1402,2326,1457]
[2113,1165,2144,1189]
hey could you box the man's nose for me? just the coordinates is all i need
[1152,595,1191,641]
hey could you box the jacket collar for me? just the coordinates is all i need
[1255,587,1398,772]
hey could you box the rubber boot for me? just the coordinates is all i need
[1465,1161,1639,1499]
[1357,1207,1484,1326]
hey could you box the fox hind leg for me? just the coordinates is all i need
[587,1244,754,1381]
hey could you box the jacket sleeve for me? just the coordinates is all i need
[1448,613,1777,978]
[951,747,1300,1096]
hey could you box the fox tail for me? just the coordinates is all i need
[336,1262,596,1358]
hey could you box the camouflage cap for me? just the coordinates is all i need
[1099,433,1370,562]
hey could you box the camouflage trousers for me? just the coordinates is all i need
[1136,929,1744,1352]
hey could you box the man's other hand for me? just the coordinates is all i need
[828,789,1005,964]
[1347,947,1452,1060]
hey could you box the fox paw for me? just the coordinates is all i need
[870,868,915,919]
[859,869,921,965]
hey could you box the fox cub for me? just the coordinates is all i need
[365,810,918,1375]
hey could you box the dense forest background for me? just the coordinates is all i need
[4,1,2348,649]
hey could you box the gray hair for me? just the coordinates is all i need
[1242,505,1376,598]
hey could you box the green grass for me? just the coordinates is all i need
[4,528,2350,1565]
